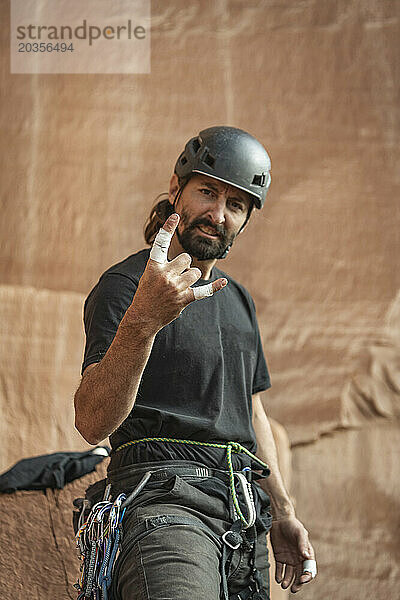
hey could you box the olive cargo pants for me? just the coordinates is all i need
[107,468,272,600]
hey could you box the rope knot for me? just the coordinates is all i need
[227,441,242,453]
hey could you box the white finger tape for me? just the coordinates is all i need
[302,559,317,579]
[193,283,214,301]
[149,228,172,264]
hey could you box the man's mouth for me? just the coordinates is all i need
[196,225,221,239]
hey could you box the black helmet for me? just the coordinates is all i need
[174,126,271,209]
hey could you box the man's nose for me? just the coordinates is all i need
[206,200,226,225]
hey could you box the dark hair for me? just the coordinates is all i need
[144,175,188,245]
[144,194,175,245]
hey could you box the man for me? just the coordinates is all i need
[74,126,317,599]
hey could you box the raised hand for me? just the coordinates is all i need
[129,213,228,334]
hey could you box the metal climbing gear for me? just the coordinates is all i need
[74,472,151,599]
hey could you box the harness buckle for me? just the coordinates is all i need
[222,530,242,550]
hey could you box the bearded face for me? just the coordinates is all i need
[170,174,253,261]
[176,208,237,260]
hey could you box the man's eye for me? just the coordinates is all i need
[200,188,212,195]
[230,201,245,212]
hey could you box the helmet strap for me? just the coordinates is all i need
[217,244,232,259]
[172,177,189,211]
[239,203,254,233]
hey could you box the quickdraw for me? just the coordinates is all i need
[74,492,126,599]
[74,472,152,599]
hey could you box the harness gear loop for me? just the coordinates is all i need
[114,437,270,529]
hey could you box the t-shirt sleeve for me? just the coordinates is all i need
[81,272,138,375]
[252,323,271,394]
[246,293,271,394]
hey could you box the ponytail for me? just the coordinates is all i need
[144,195,174,245]
[144,176,189,245]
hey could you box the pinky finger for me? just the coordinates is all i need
[192,278,227,301]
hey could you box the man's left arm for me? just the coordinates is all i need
[252,393,317,594]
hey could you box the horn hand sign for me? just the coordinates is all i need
[131,213,228,333]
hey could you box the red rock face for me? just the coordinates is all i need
[1,1,399,598]
[0,463,108,599]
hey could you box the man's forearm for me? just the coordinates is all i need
[74,308,156,445]
[252,394,295,520]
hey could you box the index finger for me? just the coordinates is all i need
[149,213,179,264]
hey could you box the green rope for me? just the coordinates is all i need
[115,437,270,528]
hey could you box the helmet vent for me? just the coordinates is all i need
[202,151,215,169]
[192,137,201,154]
[252,173,267,187]
[180,156,187,165]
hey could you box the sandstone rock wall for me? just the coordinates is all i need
[1,0,399,598]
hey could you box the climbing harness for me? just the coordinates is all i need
[73,439,271,599]
[114,438,271,599]
[115,437,270,529]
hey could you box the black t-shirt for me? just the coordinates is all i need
[82,249,271,469]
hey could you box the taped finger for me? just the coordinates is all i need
[302,559,317,579]
[149,228,172,264]
[190,277,227,302]
[193,283,214,300]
